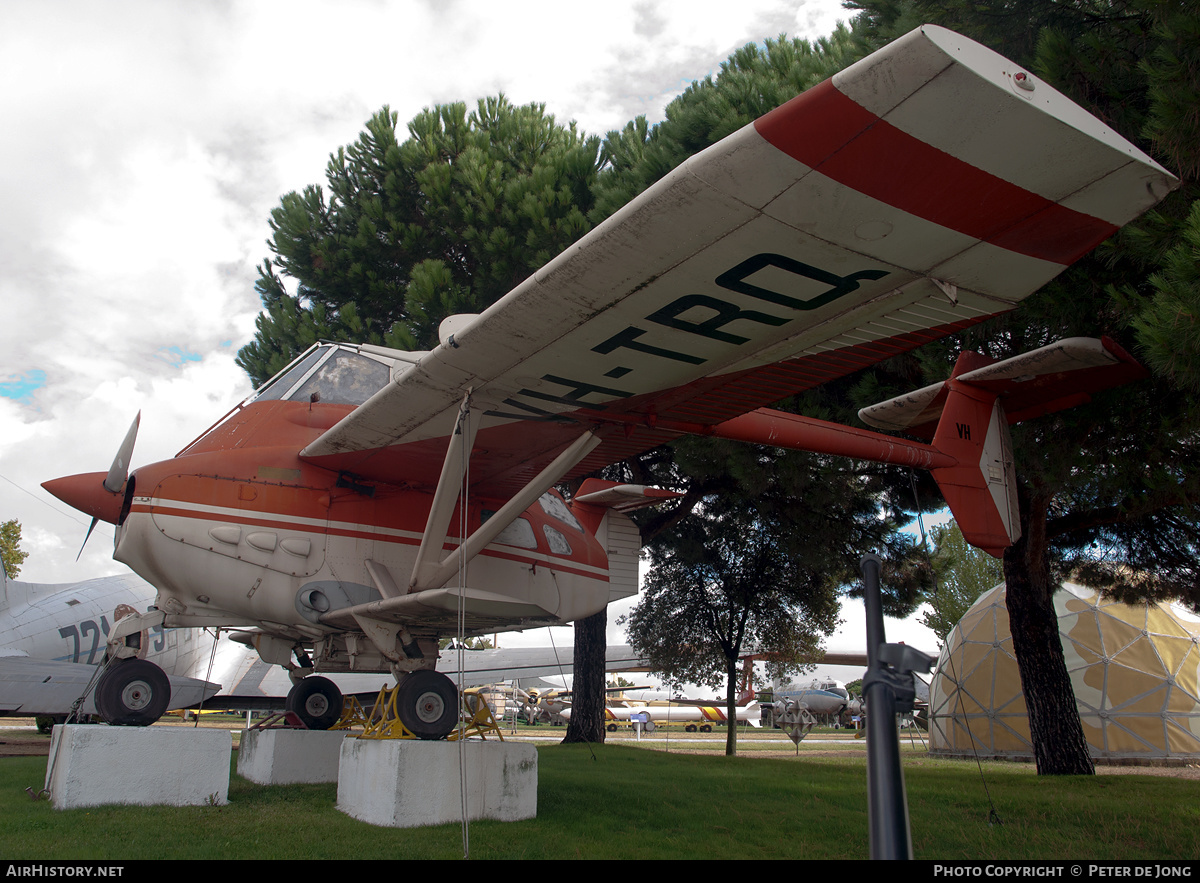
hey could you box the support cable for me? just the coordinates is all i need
[195,627,223,727]
[454,393,472,860]
[907,469,1002,827]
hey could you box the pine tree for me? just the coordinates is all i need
[238,98,601,384]
[846,0,1200,775]
[920,523,1004,644]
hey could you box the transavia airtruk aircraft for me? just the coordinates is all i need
[44,25,1176,738]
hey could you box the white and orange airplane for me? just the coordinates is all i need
[42,25,1175,738]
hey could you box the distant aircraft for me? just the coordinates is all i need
[0,569,223,724]
[0,562,648,727]
[214,642,652,719]
[42,25,1175,738]
[560,690,763,731]
[772,678,862,719]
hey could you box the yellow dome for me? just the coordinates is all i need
[929,583,1200,760]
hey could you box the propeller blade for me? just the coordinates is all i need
[76,517,99,561]
[104,412,140,493]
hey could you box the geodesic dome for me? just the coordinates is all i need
[929,583,1200,760]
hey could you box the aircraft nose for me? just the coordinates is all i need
[42,472,125,524]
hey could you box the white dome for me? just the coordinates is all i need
[929,583,1200,760]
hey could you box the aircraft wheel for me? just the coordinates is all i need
[396,671,458,740]
[285,676,343,730]
[95,659,171,726]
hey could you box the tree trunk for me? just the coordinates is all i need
[561,607,607,744]
[724,653,738,756]
[1003,494,1094,775]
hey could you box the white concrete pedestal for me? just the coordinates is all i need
[44,725,231,810]
[237,727,347,784]
[337,739,537,828]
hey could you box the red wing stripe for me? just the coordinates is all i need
[754,80,1117,265]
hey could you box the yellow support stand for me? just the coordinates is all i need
[355,684,506,741]
[447,688,505,742]
[359,684,418,740]
[332,694,371,731]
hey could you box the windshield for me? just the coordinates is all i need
[252,344,393,406]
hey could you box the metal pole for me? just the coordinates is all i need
[861,553,914,860]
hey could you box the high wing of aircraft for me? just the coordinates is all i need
[43,25,1176,739]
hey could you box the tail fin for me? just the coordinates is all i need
[858,337,1146,557]
[738,655,756,705]
[708,338,1144,558]
[926,359,1019,556]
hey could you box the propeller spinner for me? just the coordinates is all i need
[42,412,140,556]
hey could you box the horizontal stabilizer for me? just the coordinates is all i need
[0,657,219,717]
[858,337,1146,438]
[699,337,1144,557]
[572,479,682,512]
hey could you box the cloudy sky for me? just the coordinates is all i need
[0,0,938,658]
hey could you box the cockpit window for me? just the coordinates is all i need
[252,346,325,402]
[292,350,391,406]
[251,345,392,406]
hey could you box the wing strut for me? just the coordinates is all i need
[409,429,602,593]
[409,392,480,592]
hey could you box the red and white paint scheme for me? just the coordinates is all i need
[44,26,1175,737]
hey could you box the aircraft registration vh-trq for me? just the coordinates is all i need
[42,25,1176,739]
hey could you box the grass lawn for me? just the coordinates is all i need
[1,730,1196,860]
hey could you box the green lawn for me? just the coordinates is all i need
[1,740,1195,860]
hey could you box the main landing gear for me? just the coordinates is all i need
[94,658,171,726]
[285,676,343,730]
[284,670,459,740]
[395,670,458,740]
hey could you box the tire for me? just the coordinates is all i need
[396,670,458,740]
[95,659,171,726]
[285,676,343,730]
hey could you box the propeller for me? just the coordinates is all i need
[104,411,140,493]
[42,412,141,560]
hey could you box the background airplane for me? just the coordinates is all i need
[0,563,652,724]
[0,568,223,724]
[772,678,861,719]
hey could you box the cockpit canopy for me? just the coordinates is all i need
[251,342,424,407]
